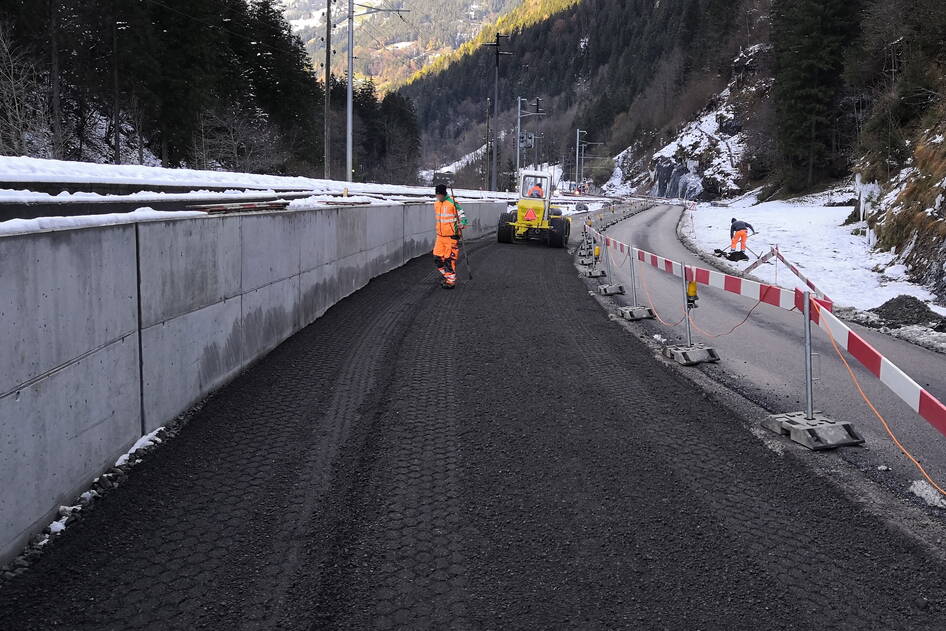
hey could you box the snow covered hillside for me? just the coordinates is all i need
[683,186,946,315]
[606,45,769,200]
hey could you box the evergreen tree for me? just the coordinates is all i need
[772,0,863,190]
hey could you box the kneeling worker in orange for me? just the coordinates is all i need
[433,184,468,289]
[730,217,756,252]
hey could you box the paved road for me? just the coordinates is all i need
[2,233,946,629]
[601,204,946,497]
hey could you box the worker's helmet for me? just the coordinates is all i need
[731,217,737,223]
[435,184,448,196]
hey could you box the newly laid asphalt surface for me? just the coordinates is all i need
[3,231,946,629]
[602,204,946,495]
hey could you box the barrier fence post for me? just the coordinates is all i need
[605,238,612,278]
[629,248,639,305]
[803,290,815,420]
[762,289,863,449]
[661,262,719,366]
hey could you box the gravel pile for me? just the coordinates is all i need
[870,295,944,328]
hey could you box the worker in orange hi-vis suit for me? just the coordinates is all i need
[527,183,544,198]
[730,217,756,252]
[433,184,468,289]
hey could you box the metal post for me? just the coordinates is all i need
[803,290,814,420]
[629,248,639,306]
[324,0,331,179]
[492,35,499,191]
[516,97,521,177]
[346,0,354,182]
[575,129,581,191]
[682,264,693,347]
[605,239,612,278]
[485,98,491,190]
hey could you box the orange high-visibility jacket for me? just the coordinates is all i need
[527,185,544,198]
[435,198,461,237]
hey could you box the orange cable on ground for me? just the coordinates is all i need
[687,298,764,339]
[815,302,946,498]
[638,257,686,327]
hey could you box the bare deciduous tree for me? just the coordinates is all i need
[0,24,50,156]
[200,105,287,173]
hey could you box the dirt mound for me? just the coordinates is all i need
[870,295,943,327]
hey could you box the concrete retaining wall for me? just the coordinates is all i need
[0,200,503,564]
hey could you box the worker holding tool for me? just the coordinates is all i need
[730,217,757,252]
[433,184,468,290]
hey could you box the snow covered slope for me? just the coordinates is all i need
[606,45,769,200]
[684,187,945,314]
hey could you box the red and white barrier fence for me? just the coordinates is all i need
[813,305,946,436]
[745,244,832,303]
[586,227,946,439]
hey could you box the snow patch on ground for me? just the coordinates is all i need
[685,195,941,311]
[286,195,390,209]
[909,480,946,508]
[0,207,207,237]
[115,428,164,467]
[0,187,286,204]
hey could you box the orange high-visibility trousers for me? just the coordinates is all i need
[433,235,459,286]
[731,229,748,251]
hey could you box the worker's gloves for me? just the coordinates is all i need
[451,234,461,241]
[460,217,469,227]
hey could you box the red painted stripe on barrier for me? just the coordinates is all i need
[760,284,781,307]
[919,391,946,437]
[650,254,658,267]
[620,242,625,253]
[724,275,741,294]
[605,237,611,247]
[638,250,645,262]
[815,297,833,313]
[695,268,710,285]
[847,332,883,378]
[664,259,674,274]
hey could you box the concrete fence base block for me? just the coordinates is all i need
[585,269,607,278]
[597,284,626,296]
[662,344,720,366]
[762,411,864,450]
[578,257,594,266]
[618,306,654,321]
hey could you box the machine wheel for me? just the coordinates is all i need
[496,211,516,243]
[548,217,569,248]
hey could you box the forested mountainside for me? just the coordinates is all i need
[399,0,747,182]
[401,0,946,298]
[0,0,420,181]
[283,0,521,90]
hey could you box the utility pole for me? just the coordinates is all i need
[324,0,331,179]
[575,129,586,191]
[345,1,409,183]
[112,1,121,165]
[347,0,354,182]
[516,97,521,177]
[516,96,544,177]
[483,33,511,190]
[485,98,492,190]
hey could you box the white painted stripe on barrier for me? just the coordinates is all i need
[880,358,922,413]
[817,307,851,348]
[740,282,759,301]
[707,270,727,291]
